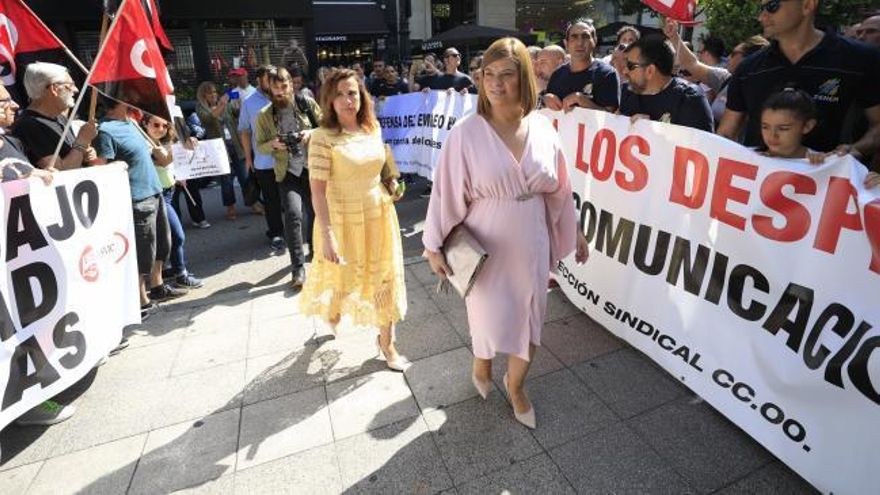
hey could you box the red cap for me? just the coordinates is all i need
[228,68,247,77]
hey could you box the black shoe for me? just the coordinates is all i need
[149,283,188,302]
[419,183,433,198]
[291,267,306,288]
[270,236,285,251]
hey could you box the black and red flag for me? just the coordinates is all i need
[640,0,698,23]
[103,0,173,52]
[0,0,71,100]
[89,0,174,120]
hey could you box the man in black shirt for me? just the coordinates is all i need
[619,35,714,132]
[543,21,620,112]
[415,47,474,93]
[12,62,97,170]
[372,66,409,97]
[718,0,880,158]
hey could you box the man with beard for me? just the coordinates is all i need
[620,35,714,132]
[12,63,98,170]
[241,65,287,249]
[254,68,321,287]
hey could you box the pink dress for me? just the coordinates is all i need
[423,113,577,361]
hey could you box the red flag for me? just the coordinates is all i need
[89,0,174,120]
[144,0,172,52]
[640,0,697,22]
[0,0,64,88]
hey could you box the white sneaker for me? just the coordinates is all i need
[14,401,75,426]
[192,220,211,229]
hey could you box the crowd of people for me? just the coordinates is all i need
[2,2,879,436]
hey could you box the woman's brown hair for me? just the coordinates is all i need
[477,37,538,117]
[143,114,177,145]
[318,68,377,132]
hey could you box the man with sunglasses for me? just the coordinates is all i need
[543,21,620,113]
[11,63,98,170]
[619,35,714,132]
[414,47,474,93]
[718,0,880,162]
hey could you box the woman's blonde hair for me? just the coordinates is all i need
[195,81,218,110]
[318,68,377,133]
[477,37,537,117]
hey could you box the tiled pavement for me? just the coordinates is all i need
[0,259,818,494]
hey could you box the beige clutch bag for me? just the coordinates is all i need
[437,225,488,298]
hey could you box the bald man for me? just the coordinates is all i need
[536,45,566,93]
[857,15,880,47]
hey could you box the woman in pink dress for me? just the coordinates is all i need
[423,37,589,429]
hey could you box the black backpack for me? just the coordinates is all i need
[295,94,319,129]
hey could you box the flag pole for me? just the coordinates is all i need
[17,0,89,75]
[89,14,111,121]
[46,0,129,170]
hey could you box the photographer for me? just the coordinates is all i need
[255,67,322,288]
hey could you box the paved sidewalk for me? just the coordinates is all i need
[0,186,818,494]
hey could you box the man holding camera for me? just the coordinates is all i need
[255,67,321,288]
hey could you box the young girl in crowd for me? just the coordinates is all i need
[760,87,880,188]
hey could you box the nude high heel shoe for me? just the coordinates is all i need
[472,374,492,400]
[376,336,410,372]
[503,373,536,429]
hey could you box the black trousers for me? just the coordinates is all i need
[254,168,284,239]
[171,178,207,224]
[279,169,314,272]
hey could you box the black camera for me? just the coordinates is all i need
[278,131,302,154]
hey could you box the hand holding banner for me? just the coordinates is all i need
[0,164,140,430]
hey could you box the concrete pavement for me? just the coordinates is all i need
[0,182,817,494]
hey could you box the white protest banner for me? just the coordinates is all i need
[377,91,477,179]
[172,138,231,180]
[0,164,141,430]
[546,108,879,494]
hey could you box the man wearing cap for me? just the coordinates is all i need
[228,68,256,101]
[414,47,474,93]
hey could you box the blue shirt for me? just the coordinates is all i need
[94,119,162,201]
[238,90,274,170]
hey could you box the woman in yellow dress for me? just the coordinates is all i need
[300,68,409,371]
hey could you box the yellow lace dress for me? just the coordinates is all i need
[298,126,407,327]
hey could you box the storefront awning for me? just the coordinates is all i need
[313,3,389,37]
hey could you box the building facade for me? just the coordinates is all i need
[409,0,515,47]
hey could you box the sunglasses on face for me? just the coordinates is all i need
[445,53,460,59]
[149,122,169,129]
[758,0,791,14]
